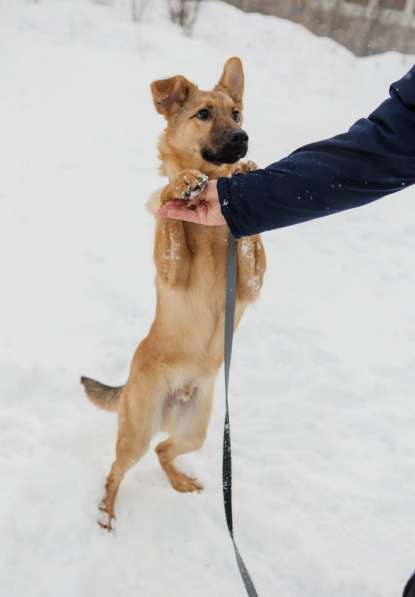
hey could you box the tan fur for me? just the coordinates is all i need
[82,58,266,531]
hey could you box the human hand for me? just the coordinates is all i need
[157,180,226,226]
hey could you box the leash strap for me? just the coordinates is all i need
[404,571,415,596]
[223,234,259,597]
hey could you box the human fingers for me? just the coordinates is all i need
[157,201,207,224]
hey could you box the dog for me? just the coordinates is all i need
[81,57,266,531]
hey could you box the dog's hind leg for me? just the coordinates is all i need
[156,380,214,493]
[99,371,165,531]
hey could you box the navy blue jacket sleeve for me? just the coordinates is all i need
[217,67,415,238]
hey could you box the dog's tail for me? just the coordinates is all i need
[80,376,124,413]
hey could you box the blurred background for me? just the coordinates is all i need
[87,0,415,55]
[225,0,415,56]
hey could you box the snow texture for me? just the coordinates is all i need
[1,1,415,596]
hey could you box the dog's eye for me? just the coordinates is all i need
[196,109,211,121]
[232,110,241,123]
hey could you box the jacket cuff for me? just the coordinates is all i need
[217,177,244,239]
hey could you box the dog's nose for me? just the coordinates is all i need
[228,130,249,145]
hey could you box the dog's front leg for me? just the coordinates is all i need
[236,235,266,302]
[154,219,191,287]
[227,160,266,300]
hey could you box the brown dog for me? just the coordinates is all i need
[81,57,266,531]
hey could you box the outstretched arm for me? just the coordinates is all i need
[158,67,415,238]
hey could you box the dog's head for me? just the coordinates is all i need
[151,57,248,169]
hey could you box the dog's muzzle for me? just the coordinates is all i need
[202,130,249,165]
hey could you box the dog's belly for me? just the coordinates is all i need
[160,381,207,434]
[166,383,198,405]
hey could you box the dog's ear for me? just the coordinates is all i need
[215,57,244,105]
[151,75,194,117]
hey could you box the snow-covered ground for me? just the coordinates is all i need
[1,1,415,595]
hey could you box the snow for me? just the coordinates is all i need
[1,1,415,596]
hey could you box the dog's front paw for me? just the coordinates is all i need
[178,171,209,201]
[161,170,208,205]
[232,160,258,175]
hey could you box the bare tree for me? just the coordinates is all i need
[168,0,203,34]
[130,0,151,22]
[131,0,138,21]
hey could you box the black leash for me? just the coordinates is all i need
[223,233,259,597]
[404,571,415,596]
